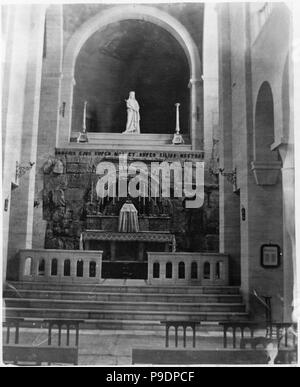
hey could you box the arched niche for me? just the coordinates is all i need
[72,20,190,135]
[251,81,282,185]
[254,82,277,162]
[58,5,203,149]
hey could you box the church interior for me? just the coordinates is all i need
[1,2,297,365]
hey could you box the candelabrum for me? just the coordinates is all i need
[219,167,237,192]
[77,101,89,143]
[172,103,185,145]
[15,161,35,182]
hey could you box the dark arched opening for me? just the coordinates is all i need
[254,82,278,162]
[191,261,198,279]
[166,262,173,279]
[153,262,160,279]
[51,259,58,276]
[178,261,185,279]
[64,259,71,276]
[77,260,84,277]
[89,261,96,277]
[203,262,210,279]
[72,20,190,135]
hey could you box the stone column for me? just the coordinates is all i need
[278,143,296,321]
[217,3,241,286]
[70,259,77,278]
[32,5,63,249]
[58,75,76,144]
[83,260,90,280]
[203,2,219,162]
[58,258,64,279]
[5,5,46,280]
[189,79,204,150]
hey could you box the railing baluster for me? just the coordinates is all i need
[175,326,178,347]
[183,326,187,348]
[192,324,196,348]
[165,325,169,348]
[48,324,52,346]
[6,324,10,344]
[223,327,227,348]
[58,324,62,346]
[67,324,70,346]
[15,322,20,344]
[75,324,79,347]
[233,327,236,348]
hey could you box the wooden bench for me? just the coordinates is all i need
[160,321,200,348]
[3,318,83,366]
[219,321,297,364]
[219,321,297,349]
[132,347,296,365]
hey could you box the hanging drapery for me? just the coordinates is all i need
[118,200,139,233]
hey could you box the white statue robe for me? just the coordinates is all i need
[124,98,140,133]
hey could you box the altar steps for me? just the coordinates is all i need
[67,133,192,151]
[5,298,245,313]
[4,281,241,294]
[4,289,243,304]
[4,282,248,330]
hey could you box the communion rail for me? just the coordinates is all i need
[148,252,229,285]
[18,249,102,283]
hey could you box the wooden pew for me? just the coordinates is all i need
[160,321,200,348]
[3,318,83,366]
[219,321,297,364]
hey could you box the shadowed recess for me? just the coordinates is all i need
[72,19,190,134]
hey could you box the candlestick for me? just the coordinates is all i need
[83,101,87,131]
[175,103,180,134]
[77,100,89,143]
[172,102,185,145]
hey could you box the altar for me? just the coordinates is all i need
[81,209,176,278]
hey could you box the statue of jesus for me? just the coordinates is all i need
[123,91,140,134]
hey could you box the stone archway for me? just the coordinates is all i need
[58,4,203,149]
[251,81,282,185]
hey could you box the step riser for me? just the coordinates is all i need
[4,282,247,330]
[5,308,248,322]
[5,300,246,313]
[3,291,243,304]
[6,283,241,295]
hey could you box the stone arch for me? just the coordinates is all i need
[251,81,281,185]
[254,81,277,162]
[58,4,202,148]
[282,54,291,142]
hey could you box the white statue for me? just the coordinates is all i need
[123,91,140,134]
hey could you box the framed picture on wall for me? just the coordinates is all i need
[261,244,281,268]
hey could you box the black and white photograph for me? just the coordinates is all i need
[1,0,299,368]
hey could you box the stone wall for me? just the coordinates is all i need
[42,152,219,253]
[217,3,291,320]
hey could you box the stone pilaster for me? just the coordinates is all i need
[32,5,63,249]
[5,5,46,279]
